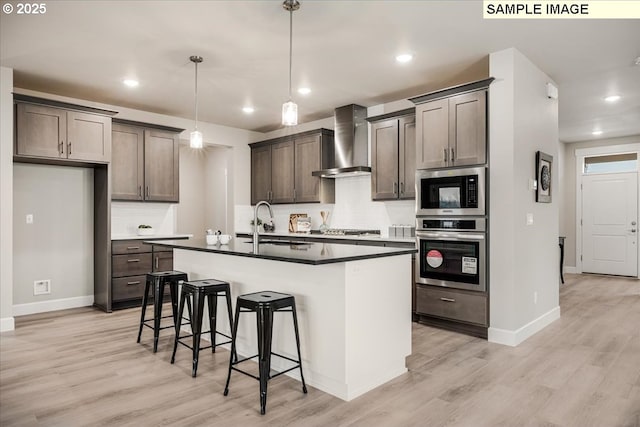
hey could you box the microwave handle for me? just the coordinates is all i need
[417,231,485,241]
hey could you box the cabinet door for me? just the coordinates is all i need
[416,99,449,169]
[153,250,173,272]
[66,111,111,163]
[270,140,295,204]
[294,134,322,203]
[251,144,272,205]
[371,119,400,200]
[144,130,179,202]
[15,103,66,159]
[398,115,416,199]
[449,91,486,167]
[111,124,144,200]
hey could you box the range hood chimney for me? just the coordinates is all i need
[312,104,371,178]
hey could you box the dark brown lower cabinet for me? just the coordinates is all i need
[111,239,175,309]
[415,284,488,338]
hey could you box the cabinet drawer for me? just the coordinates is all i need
[152,245,173,254]
[416,285,487,326]
[112,253,153,277]
[112,240,152,255]
[112,275,146,301]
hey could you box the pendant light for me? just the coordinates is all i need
[282,0,300,126]
[189,55,204,148]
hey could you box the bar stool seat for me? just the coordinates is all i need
[137,270,190,353]
[223,291,307,415]
[171,278,234,377]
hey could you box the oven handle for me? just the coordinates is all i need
[416,231,485,241]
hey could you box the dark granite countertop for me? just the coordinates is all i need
[149,238,416,265]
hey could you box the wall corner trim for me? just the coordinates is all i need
[488,306,561,346]
[1,317,15,332]
[12,295,94,317]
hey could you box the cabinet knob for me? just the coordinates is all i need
[393,182,398,195]
[59,140,64,155]
[450,148,454,163]
[68,141,72,156]
[443,148,448,162]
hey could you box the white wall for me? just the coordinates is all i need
[0,66,14,331]
[13,164,94,311]
[488,48,560,346]
[560,135,640,268]
[204,146,233,234]
[176,145,207,236]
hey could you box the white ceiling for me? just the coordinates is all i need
[1,1,639,141]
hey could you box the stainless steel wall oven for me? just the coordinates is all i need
[415,217,486,292]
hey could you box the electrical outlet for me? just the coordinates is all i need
[534,291,538,304]
[34,279,51,296]
[26,214,33,224]
[526,213,534,225]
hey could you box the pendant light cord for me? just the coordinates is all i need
[194,60,199,131]
[288,7,293,101]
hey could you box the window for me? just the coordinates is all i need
[583,153,637,174]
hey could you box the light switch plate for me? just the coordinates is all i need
[526,213,534,225]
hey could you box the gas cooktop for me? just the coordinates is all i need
[312,229,381,236]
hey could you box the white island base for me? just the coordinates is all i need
[174,249,412,401]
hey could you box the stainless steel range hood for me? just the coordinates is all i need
[312,104,371,178]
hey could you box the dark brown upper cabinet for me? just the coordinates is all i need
[250,128,334,205]
[369,110,416,200]
[111,120,182,203]
[410,79,493,170]
[15,97,113,164]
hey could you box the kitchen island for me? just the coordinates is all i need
[151,238,415,401]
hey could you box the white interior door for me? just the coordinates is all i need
[582,172,638,276]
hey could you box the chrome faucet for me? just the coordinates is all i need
[253,200,274,250]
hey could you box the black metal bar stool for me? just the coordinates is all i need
[171,278,234,377]
[223,291,307,415]
[137,270,191,353]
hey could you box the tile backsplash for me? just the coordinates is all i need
[111,202,177,237]
[235,175,415,237]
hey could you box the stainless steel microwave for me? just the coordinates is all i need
[416,166,486,216]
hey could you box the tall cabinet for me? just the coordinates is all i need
[250,128,334,205]
[368,108,416,200]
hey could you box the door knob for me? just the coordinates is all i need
[630,229,637,233]
[632,221,637,226]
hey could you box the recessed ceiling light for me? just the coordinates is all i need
[298,87,311,95]
[242,106,255,114]
[604,95,621,103]
[395,53,413,63]
[123,79,139,88]
[592,130,603,136]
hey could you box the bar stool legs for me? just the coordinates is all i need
[223,291,307,415]
[136,271,189,353]
[171,279,233,377]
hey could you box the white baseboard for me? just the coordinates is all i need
[13,295,94,317]
[564,266,577,274]
[0,317,15,332]
[488,306,561,346]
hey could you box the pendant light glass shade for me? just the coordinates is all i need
[282,100,298,126]
[282,0,300,126]
[189,55,204,148]
[190,130,203,149]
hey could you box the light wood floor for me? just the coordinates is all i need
[1,274,639,426]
